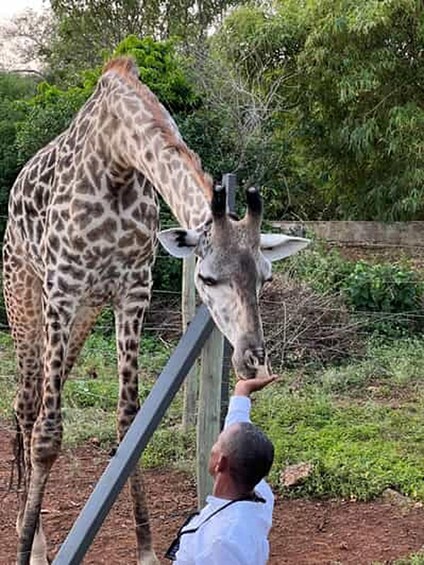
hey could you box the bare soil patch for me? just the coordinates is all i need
[0,426,423,564]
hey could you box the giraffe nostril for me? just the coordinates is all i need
[243,347,266,370]
[254,347,266,366]
[243,349,261,369]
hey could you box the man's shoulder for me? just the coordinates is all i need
[198,511,269,564]
[206,500,269,535]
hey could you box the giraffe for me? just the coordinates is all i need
[2,56,309,564]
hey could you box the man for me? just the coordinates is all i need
[167,375,276,564]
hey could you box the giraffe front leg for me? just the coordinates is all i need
[115,299,160,565]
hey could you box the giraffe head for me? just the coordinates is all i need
[158,185,310,379]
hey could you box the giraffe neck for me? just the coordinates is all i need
[97,67,212,230]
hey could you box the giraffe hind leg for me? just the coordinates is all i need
[3,253,50,565]
[114,296,160,565]
[10,415,50,565]
[20,306,102,565]
[9,412,24,496]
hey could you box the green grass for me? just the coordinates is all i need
[253,387,424,500]
[249,336,424,500]
[0,329,423,501]
[298,336,424,400]
[375,552,424,565]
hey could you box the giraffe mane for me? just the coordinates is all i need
[102,56,213,201]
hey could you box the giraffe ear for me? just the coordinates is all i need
[260,234,310,262]
[157,228,200,259]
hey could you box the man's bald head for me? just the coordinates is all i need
[219,422,274,491]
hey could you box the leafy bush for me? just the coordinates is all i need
[285,241,354,295]
[344,262,423,314]
[285,241,424,334]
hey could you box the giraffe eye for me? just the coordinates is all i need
[199,274,218,287]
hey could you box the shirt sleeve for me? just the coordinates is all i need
[223,395,275,511]
[224,395,252,428]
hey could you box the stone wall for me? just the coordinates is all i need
[271,221,424,247]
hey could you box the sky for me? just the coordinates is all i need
[0,0,48,19]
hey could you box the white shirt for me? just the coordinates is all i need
[174,395,274,565]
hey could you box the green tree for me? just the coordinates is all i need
[46,0,243,82]
[0,72,36,234]
[115,35,199,113]
[215,0,424,220]
[192,6,318,219]
[292,0,424,220]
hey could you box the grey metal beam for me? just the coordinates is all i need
[53,304,215,565]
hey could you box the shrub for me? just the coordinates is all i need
[284,241,424,334]
[284,240,355,295]
[344,262,423,314]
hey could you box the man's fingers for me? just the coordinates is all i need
[257,374,278,388]
[246,374,279,392]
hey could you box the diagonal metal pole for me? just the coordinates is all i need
[53,305,215,565]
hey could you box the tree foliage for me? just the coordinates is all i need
[216,0,424,220]
[115,35,199,112]
[46,0,242,82]
[0,73,36,235]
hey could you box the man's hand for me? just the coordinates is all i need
[234,374,278,397]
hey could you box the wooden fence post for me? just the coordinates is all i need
[196,325,224,506]
[182,255,197,430]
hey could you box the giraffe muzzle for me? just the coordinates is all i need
[234,348,271,380]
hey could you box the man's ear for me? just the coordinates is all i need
[260,234,310,262]
[157,228,200,259]
[216,454,229,474]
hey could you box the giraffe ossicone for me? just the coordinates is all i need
[3,55,309,564]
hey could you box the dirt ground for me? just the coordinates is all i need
[0,426,423,565]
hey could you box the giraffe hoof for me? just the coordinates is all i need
[138,550,160,565]
[29,557,49,565]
